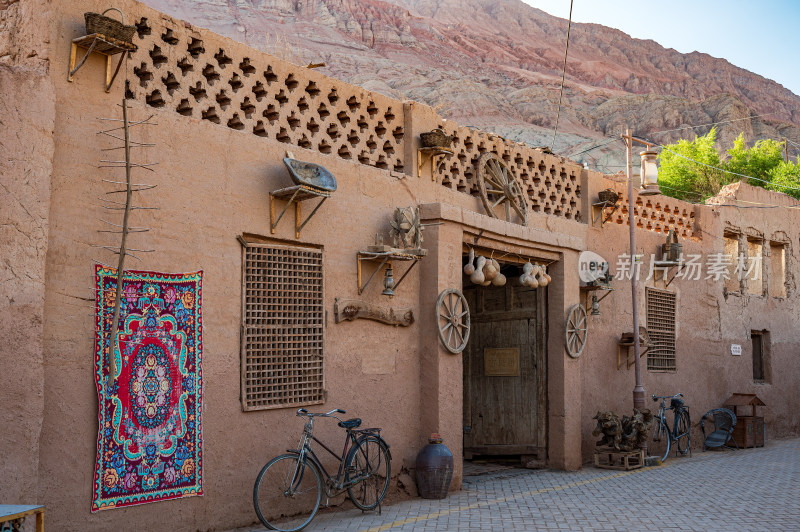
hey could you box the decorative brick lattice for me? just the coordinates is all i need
[613,192,696,238]
[434,124,582,222]
[241,243,324,411]
[127,17,405,172]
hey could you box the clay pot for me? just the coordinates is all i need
[415,434,454,499]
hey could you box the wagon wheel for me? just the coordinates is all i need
[476,152,528,226]
[565,303,588,358]
[436,288,470,354]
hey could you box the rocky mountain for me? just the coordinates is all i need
[144,0,800,172]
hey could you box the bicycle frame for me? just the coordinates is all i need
[652,393,690,455]
[292,414,381,499]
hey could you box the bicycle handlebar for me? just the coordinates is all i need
[652,393,683,401]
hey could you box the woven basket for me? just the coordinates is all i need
[598,188,619,204]
[420,128,453,148]
[85,8,136,43]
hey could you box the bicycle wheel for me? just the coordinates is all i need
[346,436,391,511]
[254,453,322,532]
[649,419,671,463]
[675,410,691,456]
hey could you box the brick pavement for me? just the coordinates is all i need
[228,438,800,531]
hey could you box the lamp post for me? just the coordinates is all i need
[621,128,660,416]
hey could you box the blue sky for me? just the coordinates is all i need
[521,0,800,97]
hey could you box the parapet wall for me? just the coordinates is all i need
[122,7,710,237]
[123,8,593,226]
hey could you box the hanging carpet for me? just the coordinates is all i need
[92,266,203,511]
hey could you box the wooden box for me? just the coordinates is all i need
[594,448,644,470]
[723,393,766,448]
[731,416,765,448]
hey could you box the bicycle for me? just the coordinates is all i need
[253,408,391,532]
[649,393,691,463]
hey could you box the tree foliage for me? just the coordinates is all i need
[656,128,800,201]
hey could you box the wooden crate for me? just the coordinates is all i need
[594,448,644,470]
[731,416,765,448]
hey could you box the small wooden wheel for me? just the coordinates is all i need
[436,288,470,354]
[565,303,588,358]
[476,152,528,226]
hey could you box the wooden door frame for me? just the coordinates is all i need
[462,261,549,461]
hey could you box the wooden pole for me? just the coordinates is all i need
[107,99,133,390]
[784,138,789,163]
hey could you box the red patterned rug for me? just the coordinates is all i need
[92,266,203,511]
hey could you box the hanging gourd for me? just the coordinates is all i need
[539,265,551,287]
[463,248,475,275]
[470,256,486,284]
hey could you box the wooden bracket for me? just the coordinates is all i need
[417,147,453,180]
[617,328,652,370]
[269,185,331,239]
[356,250,422,296]
[591,201,619,227]
[68,34,137,92]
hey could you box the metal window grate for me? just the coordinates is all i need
[646,288,676,371]
[241,243,324,411]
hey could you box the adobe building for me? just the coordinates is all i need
[1,0,799,530]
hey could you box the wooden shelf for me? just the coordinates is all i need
[0,505,44,532]
[68,34,138,92]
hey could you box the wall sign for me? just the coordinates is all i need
[731,344,742,356]
[484,347,520,376]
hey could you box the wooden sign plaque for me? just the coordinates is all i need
[483,347,520,377]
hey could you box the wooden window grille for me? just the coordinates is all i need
[241,242,324,411]
[646,288,676,371]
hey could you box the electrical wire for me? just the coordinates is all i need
[648,113,778,137]
[566,137,620,158]
[569,113,798,160]
[550,0,574,150]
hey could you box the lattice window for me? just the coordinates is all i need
[241,242,324,411]
[646,288,676,371]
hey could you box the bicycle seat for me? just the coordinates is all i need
[338,418,362,429]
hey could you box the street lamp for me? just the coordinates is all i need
[621,129,660,416]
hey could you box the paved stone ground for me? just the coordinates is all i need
[229,438,800,531]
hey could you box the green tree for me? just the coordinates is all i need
[725,134,784,182]
[766,161,800,199]
[657,127,730,201]
[657,129,800,201]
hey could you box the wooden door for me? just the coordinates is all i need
[463,281,547,460]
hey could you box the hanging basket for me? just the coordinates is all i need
[598,188,619,204]
[420,128,453,149]
[85,8,136,43]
